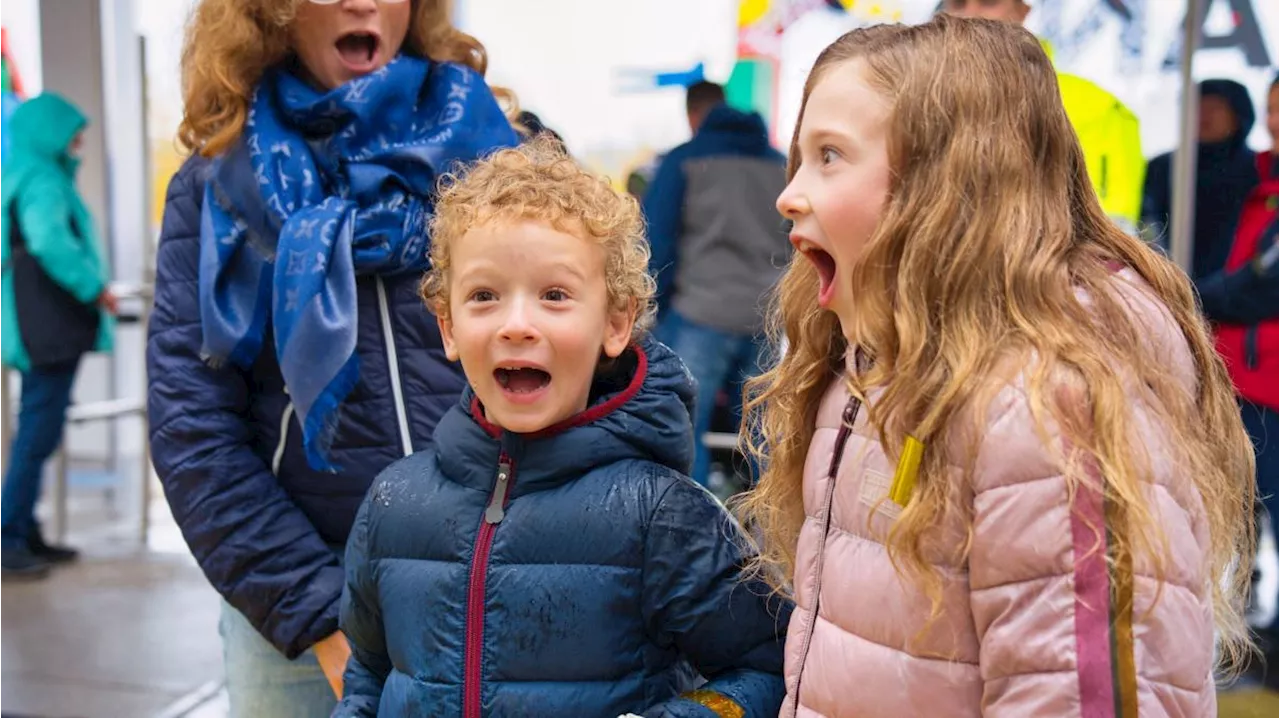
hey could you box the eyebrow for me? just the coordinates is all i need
[817,122,858,138]
[454,258,588,283]
[800,126,859,152]
[546,261,588,282]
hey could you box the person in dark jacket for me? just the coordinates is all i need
[1143,78,1259,279]
[1195,74,1278,689]
[146,0,516,714]
[335,141,789,718]
[643,81,789,488]
[1,93,116,578]
[516,109,567,153]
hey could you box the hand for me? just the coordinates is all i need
[1251,251,1275,277]
[312,631,352,699]
[98,288,118,316]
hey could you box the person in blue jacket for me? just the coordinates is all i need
[146,0,516,714]
[334,140,789,718]
[642,81,789,489]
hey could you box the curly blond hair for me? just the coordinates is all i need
[178,0,514,157]
[738,15,1255,671]
[421,138,655,339]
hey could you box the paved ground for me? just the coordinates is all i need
[1,488,227,718]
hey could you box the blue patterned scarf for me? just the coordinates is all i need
[199,57,516,471]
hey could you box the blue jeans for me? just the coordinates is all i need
[219,602,337,718]
[1,362,79,550]
[656,312,764,486]
[1242,401,1279,634]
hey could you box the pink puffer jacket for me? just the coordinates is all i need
[782,272,1217,717]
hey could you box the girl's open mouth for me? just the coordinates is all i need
[335,32,380,70]
[803,248,838,308]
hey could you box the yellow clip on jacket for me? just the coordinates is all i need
[1045,41,1145,231]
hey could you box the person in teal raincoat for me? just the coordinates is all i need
[1,92,114,578]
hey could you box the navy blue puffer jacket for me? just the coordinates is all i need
[336,338,790,717]
[147,155,465,658]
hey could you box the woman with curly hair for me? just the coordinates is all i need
[146,1,516,714]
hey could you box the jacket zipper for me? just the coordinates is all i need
[790,395,862,715]
[375,276,413,457]
[463,453,514,718]
[272,397,294,476]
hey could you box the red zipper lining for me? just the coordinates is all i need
[463,453,514,718]
[469,342,650,441]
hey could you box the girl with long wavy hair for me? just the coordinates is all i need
[147,1,516,714]
[737,14,1255,717]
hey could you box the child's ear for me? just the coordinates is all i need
[437,312,460,362]
[602,301,637,359]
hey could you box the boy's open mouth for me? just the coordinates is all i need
[495,367,552,394]
[335,32,380,68]
[802,247,838,307]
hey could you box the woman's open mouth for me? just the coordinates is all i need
[495,367,552,403]
[802,247,838,308]
[335,32,381,72]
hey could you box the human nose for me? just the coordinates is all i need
[497,296,539,344]
[776,175,810,220]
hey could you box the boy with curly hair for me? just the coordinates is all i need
[334,140,789,718]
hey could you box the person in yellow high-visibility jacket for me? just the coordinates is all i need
[943,0,1145,232]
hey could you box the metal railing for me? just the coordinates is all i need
[703,432,740,452]
[1,282,154,545]
[51,396,150,543]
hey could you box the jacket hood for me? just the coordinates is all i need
[435,334,697,495]
[697,104,774,155]
[6,92,86,168]
[1200,79,1256,151]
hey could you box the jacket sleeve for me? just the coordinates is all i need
[147,157,344,659]
[1196,243,1279,325]
[641,478,790,718]
[642,150,687,317]
[15,170,104,303]
[1106,105,1145,231]
[334,494,389,718]
[966,386,1208,716]
[1140,155,1170,247]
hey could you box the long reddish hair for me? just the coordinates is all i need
[737,14,1255,670]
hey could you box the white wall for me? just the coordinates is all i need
[460,0,739,178]
[2,0,44,94]
[462,0,1276,175]
[773,0,1278,156]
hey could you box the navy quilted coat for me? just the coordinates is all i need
[147,155,465,658]
[336,338,790,717]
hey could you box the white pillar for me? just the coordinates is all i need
[35,0,149,493]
